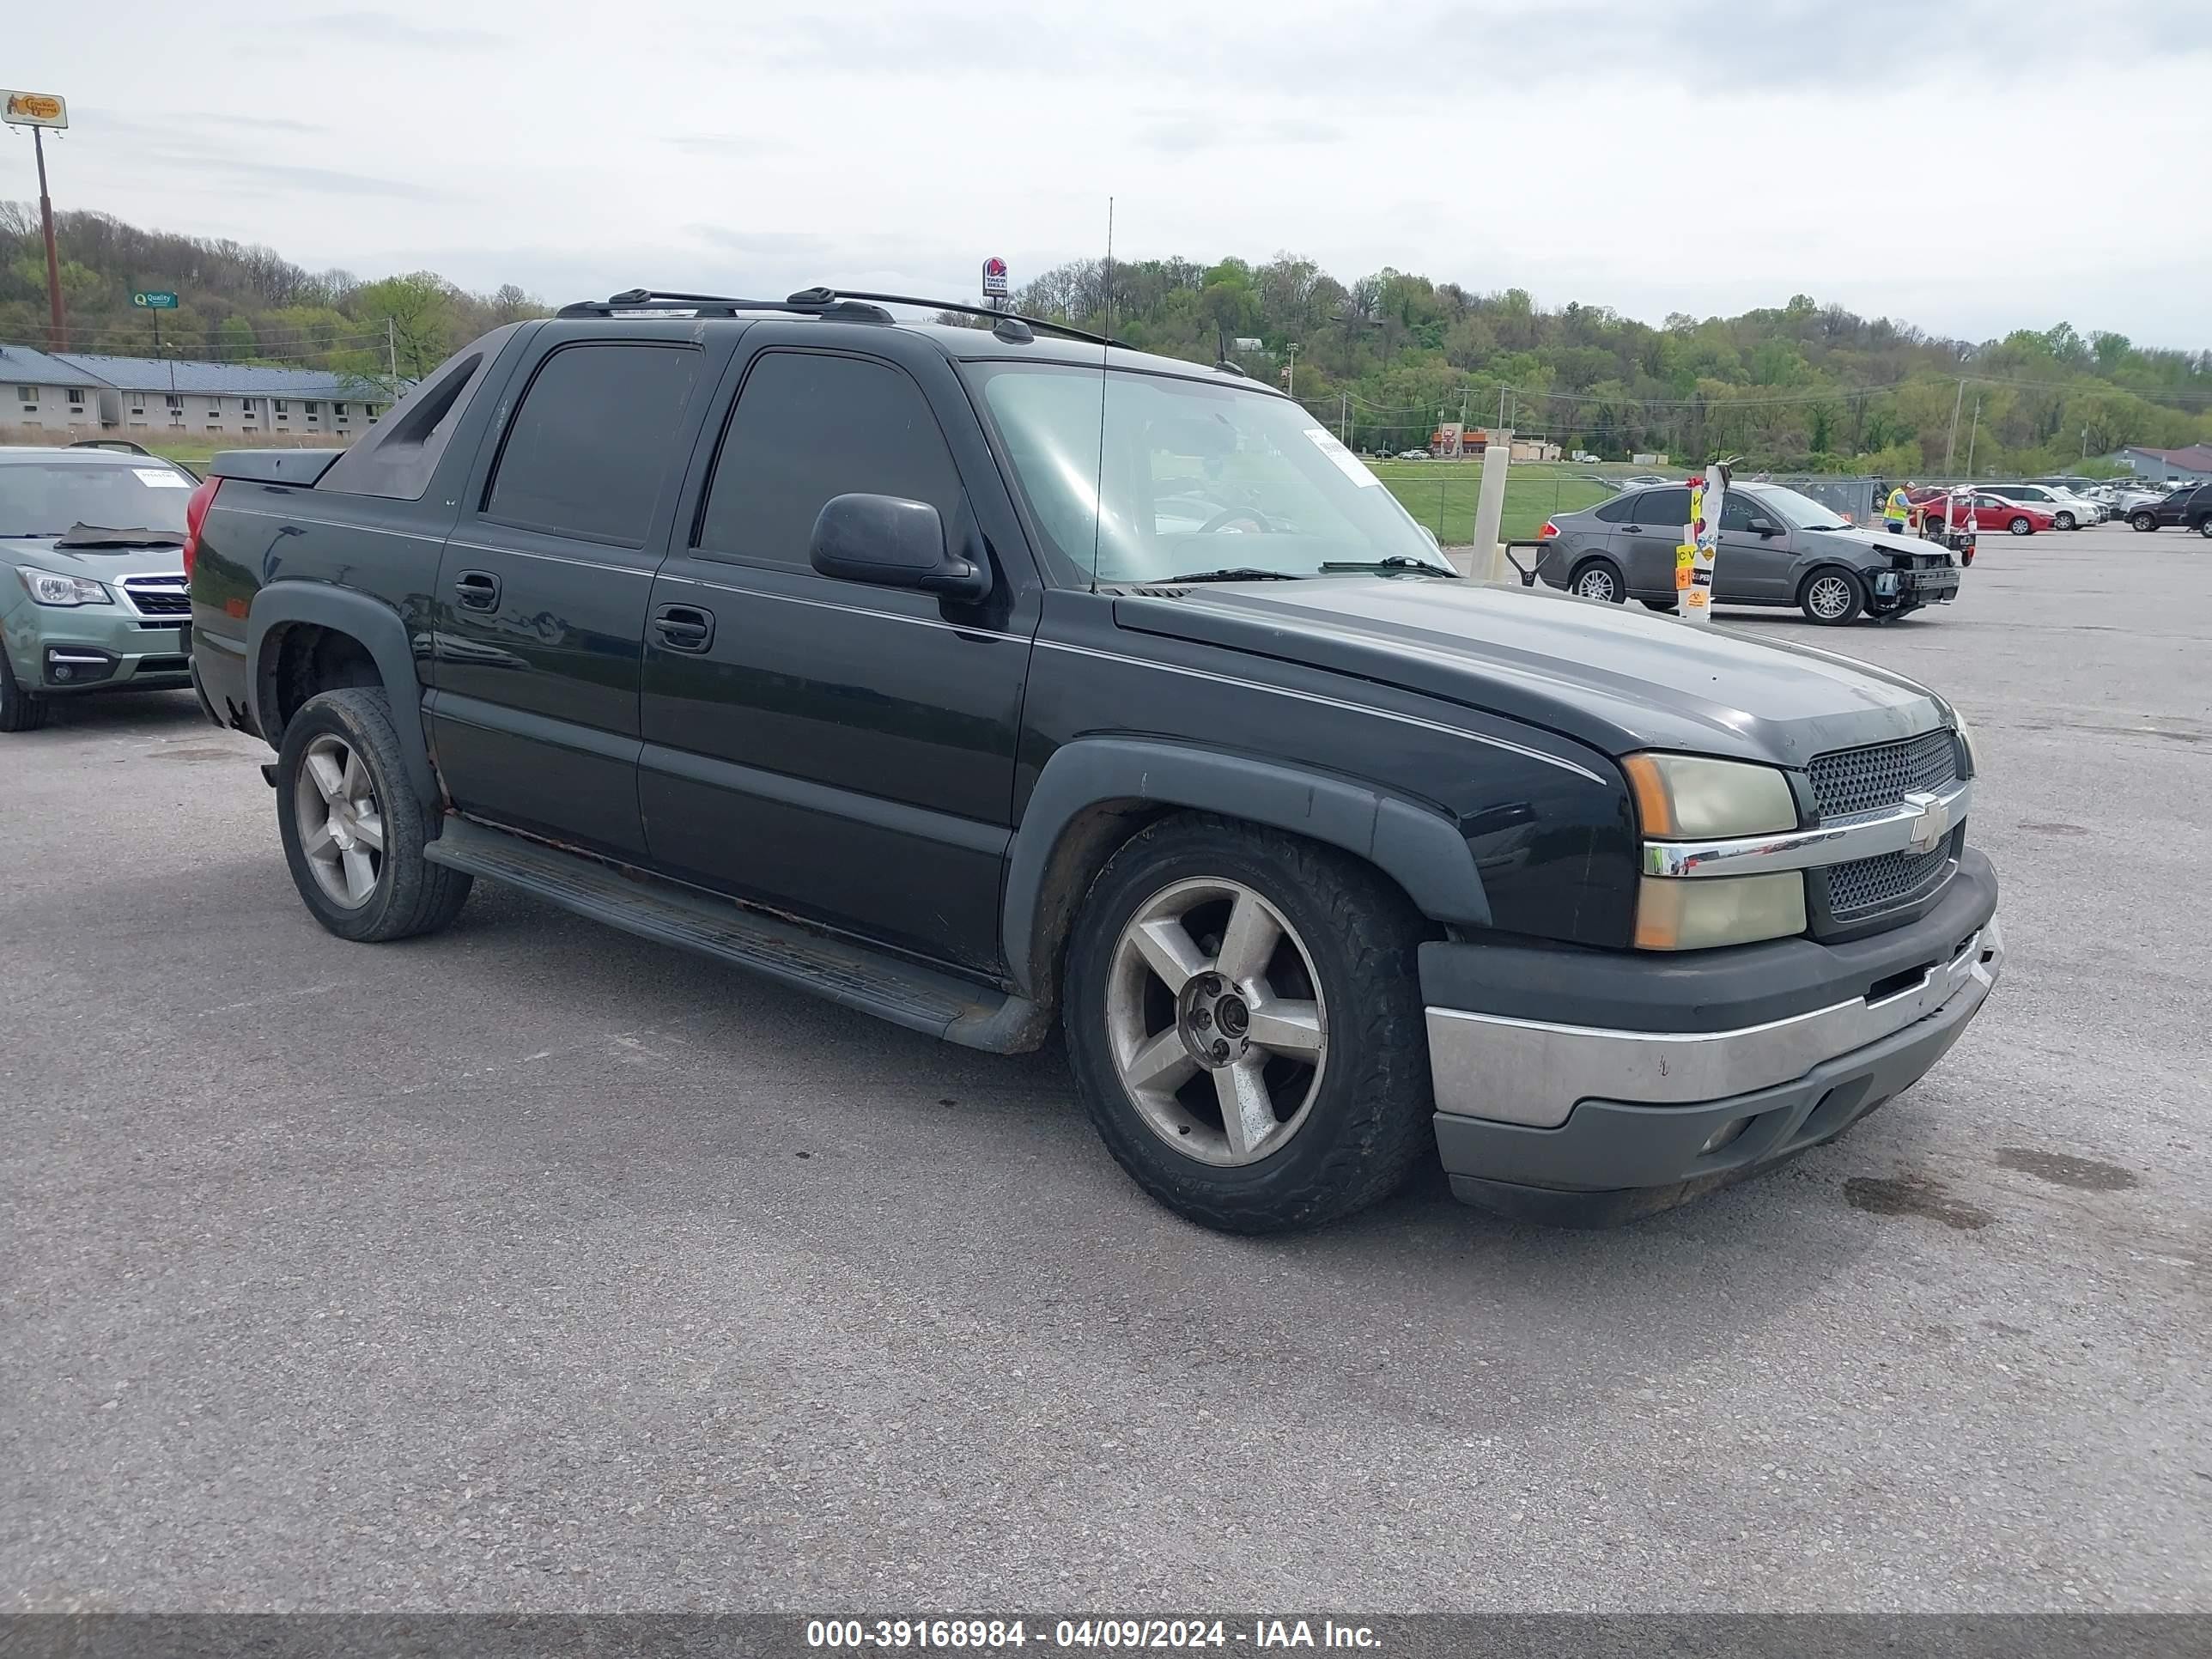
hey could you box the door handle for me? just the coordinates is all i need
[453,571,501,611]
[653,604,714,651]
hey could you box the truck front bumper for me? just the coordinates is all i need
[1423,850,2002,1224]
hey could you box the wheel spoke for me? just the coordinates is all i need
[1246,999,1322,1060]
[1213,1061,1279,1158]
[1213,892,1282,988]
[340,750,368,805]
[340,847,377,902]
[1129,917,1208,993]
[1122,1028,1198,1097]
[300,817,337,860]
[349,810,385,853]
[305,750,346,803]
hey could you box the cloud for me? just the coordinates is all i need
[664,132,796,157]
[300,9,507,47]
[1135,113,1346,154]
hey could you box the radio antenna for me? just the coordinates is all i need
[1088,195,1113,593]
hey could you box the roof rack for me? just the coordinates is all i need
[555,286,1122,349]
[554,289,896,323]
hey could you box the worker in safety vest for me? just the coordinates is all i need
[1885,482,1912,534]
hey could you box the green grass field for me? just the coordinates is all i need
[1370,460,1615,545]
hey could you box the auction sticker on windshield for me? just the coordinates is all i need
[134,470,191,488]
[1304,427,1382,487]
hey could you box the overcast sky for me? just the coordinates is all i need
[11,1,2209,349]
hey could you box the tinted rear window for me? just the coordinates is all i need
[483,343,701,546]
[1593,494,1635,523]
[1633,488,1692,527]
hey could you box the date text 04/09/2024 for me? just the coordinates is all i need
[805,1620,1382,1650]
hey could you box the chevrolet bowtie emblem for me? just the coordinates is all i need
[1903,790,1952,856]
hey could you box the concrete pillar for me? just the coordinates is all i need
[1470,428,1513,582]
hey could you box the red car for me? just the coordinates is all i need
[1910,489,2051,536]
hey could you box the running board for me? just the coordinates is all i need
[424,817,1048,1054]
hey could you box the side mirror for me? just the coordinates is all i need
[809,493,990,602]
[1747,516,1780,536]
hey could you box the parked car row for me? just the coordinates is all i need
[2122,481,2212,535]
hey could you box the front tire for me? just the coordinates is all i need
[275,687,471,943]
[1062,815,1432,1234]
[2131,511,2156,532]
[2197,517,2212,540]
[0,649,51,733]
[2054,511,2075,530]
[2008,516,2033,536]
[1801,568,1865,625]
[1571,556,1626,604]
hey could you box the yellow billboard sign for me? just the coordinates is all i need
[3,91,69,130]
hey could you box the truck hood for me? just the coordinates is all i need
[3,537,188,582]
[1112,576,1950,769]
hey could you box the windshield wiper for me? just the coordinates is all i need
[1160,567,1305,584]
[1318,556,1458,576]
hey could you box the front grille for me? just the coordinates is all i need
[132,654,190,675]
[1823,827,1963,920]
[121,575,190,617]
[1807,729,1961,820]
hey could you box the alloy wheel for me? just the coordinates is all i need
[294,733,386,908]
[1807,574,1855,621]
[1574,567,1618,602]
[1103,877,1327,1167]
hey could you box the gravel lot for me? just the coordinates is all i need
[4,522,2208,1613]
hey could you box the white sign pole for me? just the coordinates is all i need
[1677,459,1729,625]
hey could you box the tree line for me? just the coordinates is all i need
[1006,255,2212,476]
[0,204,549,394]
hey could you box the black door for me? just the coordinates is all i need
[638,337,1041,975]
[430,333,716,860]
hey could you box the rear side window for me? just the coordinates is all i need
[1593,495,1635,523]
[1633,488,1691,528]
[483,343,701,546]
[697,350,963,569]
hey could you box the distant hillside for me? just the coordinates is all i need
[0,203,548,392]
[1011,257,2212,476]
[6,204,2207,475]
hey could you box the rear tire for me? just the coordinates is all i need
[1800,568,1865,625]
[275,687,471,943]
[1062,814,1432,1234]
[2131,511,2156,532]
[0,649,51,733]
[1571,557,1626,604]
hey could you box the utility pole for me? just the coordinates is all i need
[33,126,65,349]
[1965,397,1981,477]
[1340,391,1348,447]
[386,317,398,382]
[1284,342,1300,399]
[1942,377,1966,473]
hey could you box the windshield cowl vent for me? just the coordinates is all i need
[1128,586,1192,599]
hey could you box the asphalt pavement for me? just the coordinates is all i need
[3,521,2209,1613]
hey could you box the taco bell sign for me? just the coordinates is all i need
[981,257,1010,303]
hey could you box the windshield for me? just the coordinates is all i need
[968,362,1449,583]
[0,461,193,539]
[1751,484,1854,532]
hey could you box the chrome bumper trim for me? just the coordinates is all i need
[1643,778,1972,879]
[1426,916,2003,1128]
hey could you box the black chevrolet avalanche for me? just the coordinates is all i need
[184,290,2003,1232]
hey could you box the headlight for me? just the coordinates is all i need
[1621,752,1798,838]
[18,568,112,607]
[1634,872,1807,951]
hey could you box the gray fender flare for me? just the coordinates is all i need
[246,583,438,808]
[1002,738,1491,998]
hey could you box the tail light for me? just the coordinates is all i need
[180,476,221,581]
[1539,519,1560,539]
